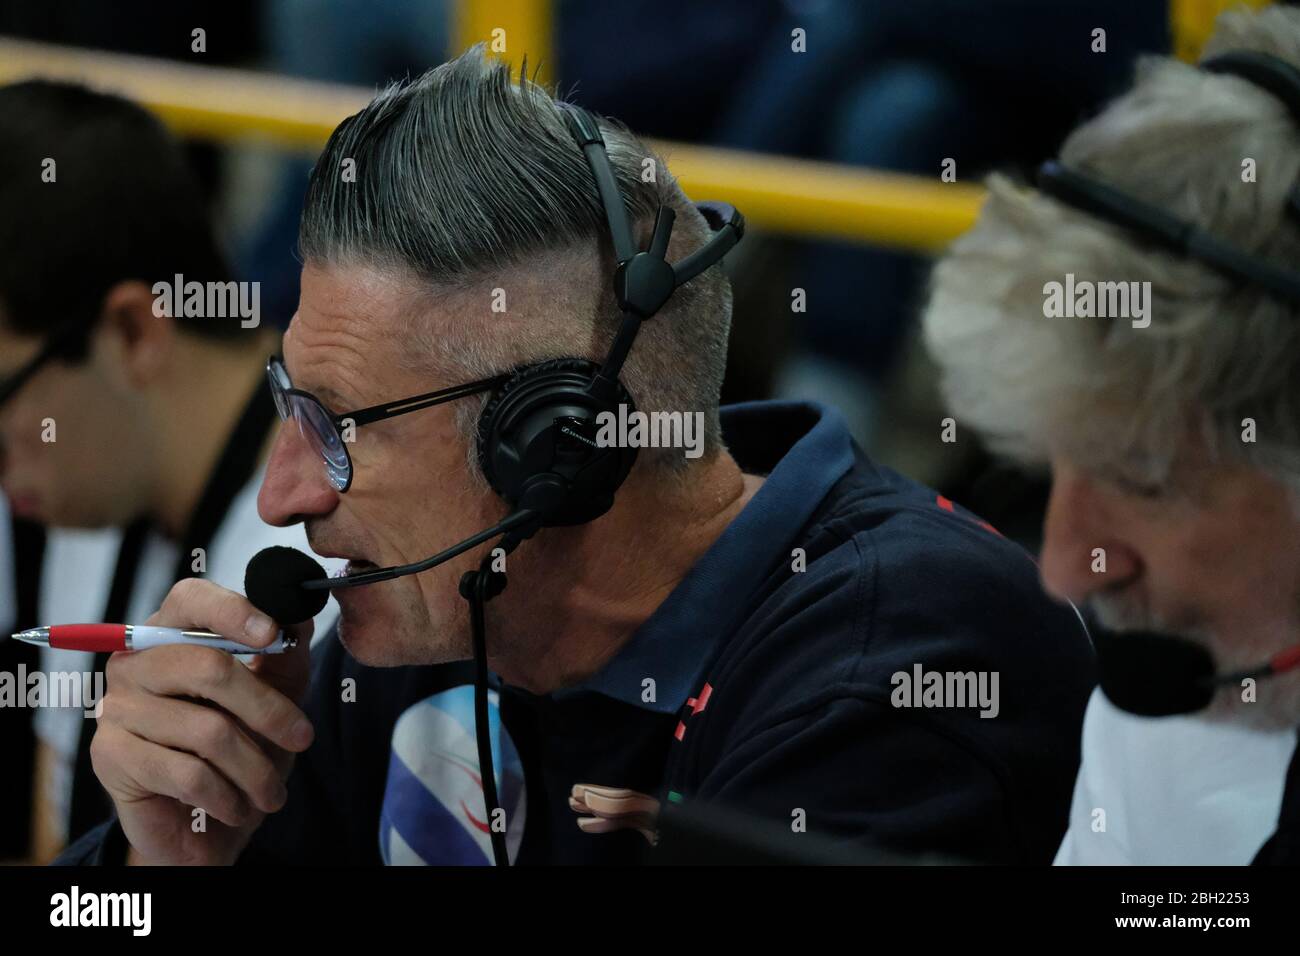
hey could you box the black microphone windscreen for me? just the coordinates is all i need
[1095,629,1217,717]
[245,546,330,625]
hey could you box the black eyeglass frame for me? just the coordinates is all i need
[266,354,510,493]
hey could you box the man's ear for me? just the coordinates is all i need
[98,280,176,387]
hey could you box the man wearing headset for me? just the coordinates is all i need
[59,46,1093,867]
[924,6,1300,864]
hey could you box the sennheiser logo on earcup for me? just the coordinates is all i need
[558,426,598,447]
[554,416,599,452]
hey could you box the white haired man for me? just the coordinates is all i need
[924,6,1300,864]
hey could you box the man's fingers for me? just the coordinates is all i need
[232,719,297,781]
[111,645,313,753]
[91,723,254,829]
[102,692,288,814]
[145,578,280,649]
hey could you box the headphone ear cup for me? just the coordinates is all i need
[477,358,637,526]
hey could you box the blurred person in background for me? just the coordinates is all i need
[0,80,339,862]
[0,0,262,235]
[923,5,1300,864]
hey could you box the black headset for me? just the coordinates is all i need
[474,104,743,535]
[1037,50,1300,305]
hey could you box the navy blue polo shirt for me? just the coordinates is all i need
[57,400,1095,867]
[561,398,854,711]
[492,400,856,865]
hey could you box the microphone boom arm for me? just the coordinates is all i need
[302,509,539,590]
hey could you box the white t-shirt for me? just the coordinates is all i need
[1055,687,1295,865]
[26,464,343,840]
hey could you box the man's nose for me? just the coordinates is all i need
[1039,466,1140,606]
[258,420,339,527]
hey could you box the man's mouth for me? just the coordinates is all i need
[313,547,379,577]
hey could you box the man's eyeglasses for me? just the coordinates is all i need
[266,355,509,492]
[0,325,89,409]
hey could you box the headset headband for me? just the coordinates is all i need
[1036,49,1300,305]
[557,104,743,398]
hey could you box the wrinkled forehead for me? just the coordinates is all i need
[284,260,430,404]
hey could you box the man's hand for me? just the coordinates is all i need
[89,578,315,865]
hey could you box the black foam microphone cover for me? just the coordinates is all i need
[245,546,330,624]
[1094,629,1217,717]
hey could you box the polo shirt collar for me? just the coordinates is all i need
[554,400,855,713]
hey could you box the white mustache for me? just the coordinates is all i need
[1088,597,1226,662]
[1089,596,1160,633]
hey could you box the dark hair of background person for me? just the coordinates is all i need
[0,80,238,343]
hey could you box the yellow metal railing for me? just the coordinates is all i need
[0,35,985,251]
[1171,0,1274,63]
[456,0,554,85]
[0,38,373,149]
